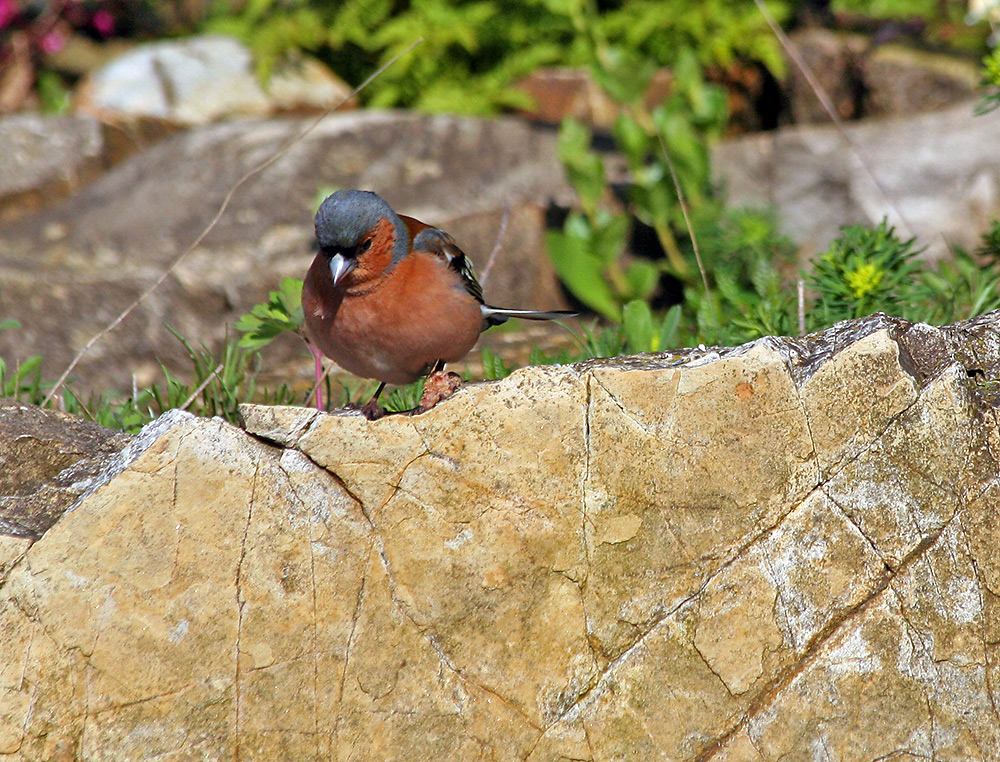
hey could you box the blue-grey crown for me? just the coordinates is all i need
[314,190,396,251]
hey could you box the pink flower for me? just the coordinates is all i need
[92,8,114,37]
[0,0,18,30]
[40,29,66,54]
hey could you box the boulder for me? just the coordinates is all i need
[783,29,869,124]
[864,44,981,116]
[0,111,571,395]
[1,310,998,759]
[74,35,356,125]
[0,114,104,222]
[714,98,1000,259]
[0,401,129,579]
[782,29,980,124]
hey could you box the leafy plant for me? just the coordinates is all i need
[235,276,305,351]
[204,0,327,81]
[0,320,44,400]
[806,220,924,325]
[977,45,1000,115]
[202,0,787,115]
[0,312,296,433]
[546,33,734,322]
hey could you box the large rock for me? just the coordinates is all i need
[714,98,1000,258]
[74,35,355,125]
[0,111,571,394]
[0,401,130,544]
[0,114,104,222]
[782,29,980,124]
[1,310,998,760]
[864,44,981,116]
[783,29,869,124]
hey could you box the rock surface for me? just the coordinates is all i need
[0,110,571,394]
[1,310,998,760]
[714,98,1000,258]
[75,35,355,125]
[0,401,130,543]
[0,114,104,221]
[783,30,980,124]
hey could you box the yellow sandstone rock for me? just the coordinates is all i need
[0,312,998,761]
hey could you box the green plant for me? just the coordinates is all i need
[978,45,1000,115]
[0,320,44,400]
[689,207,798,342]
[546,51,730,321]
[205,0,327,81]
[203,0,788,115]
[806,220,924,325]
[545,119,635,321]
[0,312,297,433]
[234,276,305,351]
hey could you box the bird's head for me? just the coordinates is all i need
[314,190,408,286]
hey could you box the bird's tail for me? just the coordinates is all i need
[481,306,578,326]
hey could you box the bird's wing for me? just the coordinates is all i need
[406,220,485,304]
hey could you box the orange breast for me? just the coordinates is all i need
[304,251,483,385]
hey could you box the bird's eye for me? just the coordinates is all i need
[358,239,372,254]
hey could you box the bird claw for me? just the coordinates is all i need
[360,399,387,420]
[411,371,462,415]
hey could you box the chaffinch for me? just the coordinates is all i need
[303,190,576,419]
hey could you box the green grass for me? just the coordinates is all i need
[5,217,1000,432]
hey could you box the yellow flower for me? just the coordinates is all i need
[845,262,883,298]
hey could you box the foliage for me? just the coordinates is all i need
[203,0,788,114]
[235,277,305,351]
[204,0,327,82]
[830,0,949,18]
[0,320,44,399]
[978,45,1000,115]
[806,220,924,325]
[546,46,731,321]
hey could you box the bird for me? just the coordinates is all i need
[302,190,576,420]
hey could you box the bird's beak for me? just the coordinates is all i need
[328,253,357,286]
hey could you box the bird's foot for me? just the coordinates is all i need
[411,371,462,415]
[359,399,387,421]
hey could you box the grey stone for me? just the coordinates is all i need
[784,29,868,124]
[714,99,1000,258]
[782,30,980,124]
[864,44,980,116]
[75,35,354,125]
[0,113,103,205]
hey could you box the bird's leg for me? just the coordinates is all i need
[412,362,462,415]
[309,343,325,411]
[360,382,387,421]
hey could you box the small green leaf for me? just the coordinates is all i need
[480,346,513,380]
[613,113,650,168]
[546,230,621,321]
[658,304,683,350]
[622,300,654,354]
[624,260,659,302]
[557,119,605,215]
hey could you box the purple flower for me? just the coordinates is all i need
[0,0,18,30]
[92,8,114,37]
